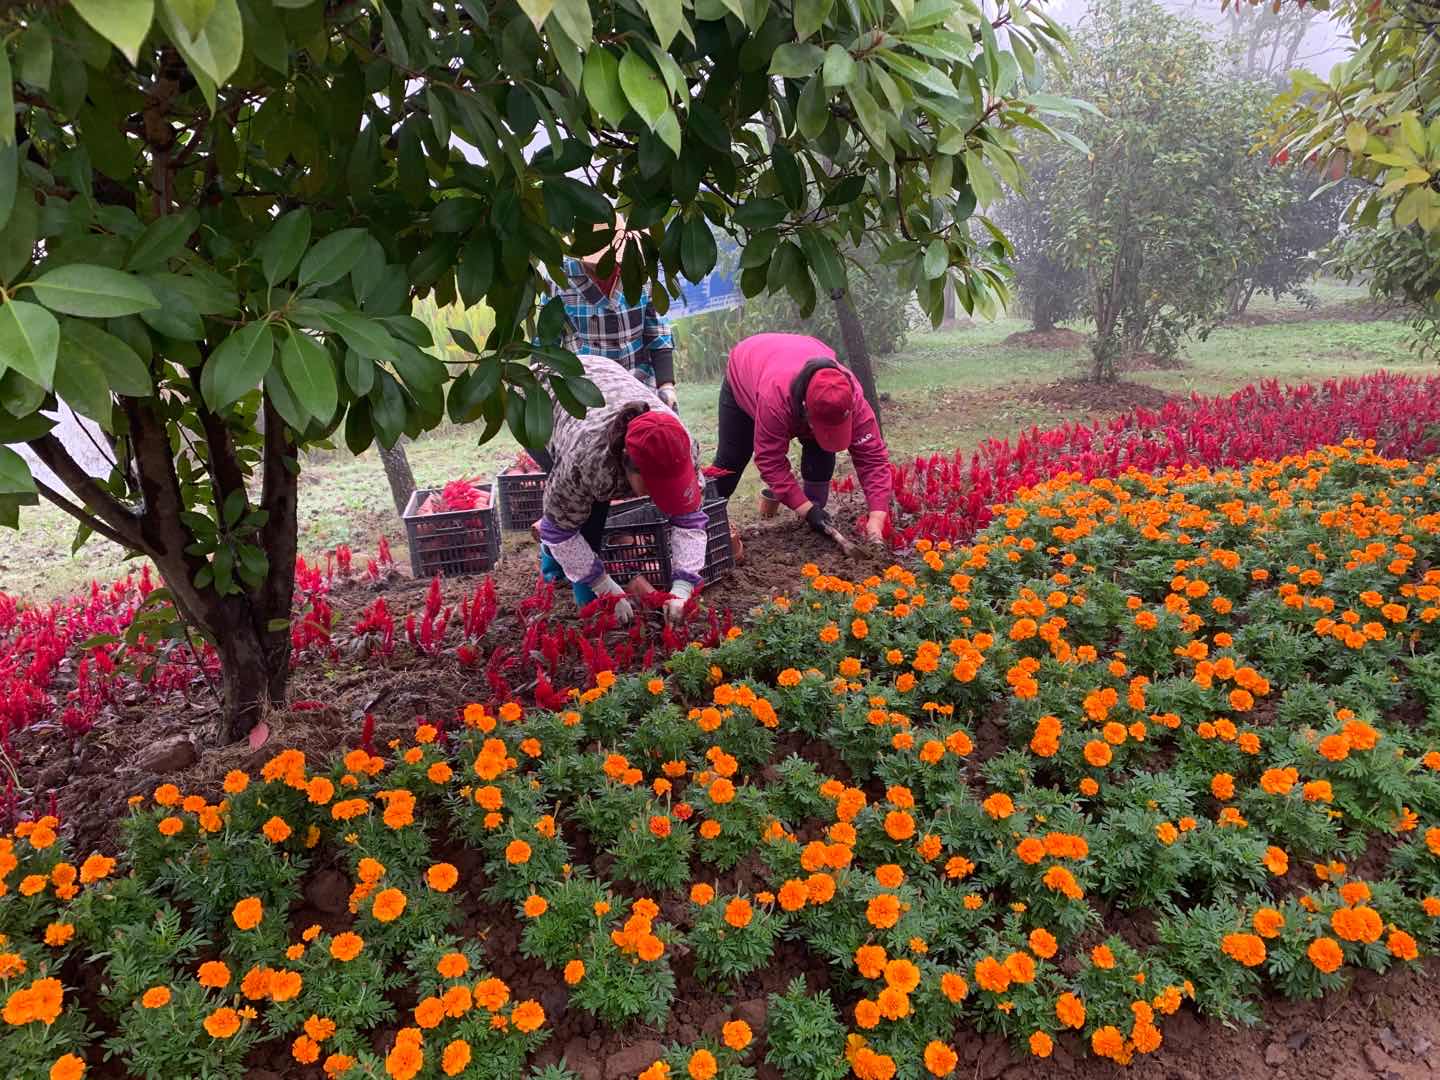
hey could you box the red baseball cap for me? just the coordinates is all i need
[805,368,855,452]
[625,410,701,515]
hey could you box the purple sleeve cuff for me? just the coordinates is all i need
[669,510,708,530]
[537,518,576,544]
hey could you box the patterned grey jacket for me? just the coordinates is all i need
[537,355,708,588]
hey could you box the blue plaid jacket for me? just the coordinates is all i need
[556,258,676,387]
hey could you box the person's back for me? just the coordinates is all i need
[726,333,835,425]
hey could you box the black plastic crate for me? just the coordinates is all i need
[600,482,735,590]
[401,486,501,578]
[496,470,548,532]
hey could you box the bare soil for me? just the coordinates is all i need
[1027,378,1178,414]
[1003,327,1088,349]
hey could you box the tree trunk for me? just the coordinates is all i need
[213,604,289,741]
[941,279,958,328]
[379,439,417,515]
[830,288,882,431]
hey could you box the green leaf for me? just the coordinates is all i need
[258,208,312,285]
[798,229,846,291]
[159,0,243,102]
[0,145,14,234]
[1345,121,1369,156]
[0,300,60,390]
[54,342,113,433]
[323,310,398,361]
[846,83,887,150]
[0,446,36,498]
[16,24,53,90]
[549,0,593,54]
[794,0,834,40]
[522,385,554,448]
[822,45,856,88]
[345,350,376,397]
[583,48,629,127]
[127,212,196,272]
[771,43,825,78]
[680,216,718,282]
[517,0,556,30]
[772,145,806,210]
[25,264,160,317]
[71,0,155,65]
[297,228,370,289]
[457,234,495,308]
[0,47,14,148]
[642,0,686,50]
[797,76,829,140]
[200,320,274,412]
[619,49,668,131]
[279,327,338,423]
[61,321,152,397]
[655,109,683,156]
[734,198,789,230]
[167,0,217,36]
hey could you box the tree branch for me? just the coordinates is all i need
[26,435,146,550]
[33,479,137,551]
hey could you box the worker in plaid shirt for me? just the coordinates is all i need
[556,220,680,412]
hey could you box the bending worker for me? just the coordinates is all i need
[534,354,706,625]
[556,218,680,412]
[712,332,891,544]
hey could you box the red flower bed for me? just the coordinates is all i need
[861,373,1440,546]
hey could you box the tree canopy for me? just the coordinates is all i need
[0,0,1078,738]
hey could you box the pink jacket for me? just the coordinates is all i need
[726,333,892,513]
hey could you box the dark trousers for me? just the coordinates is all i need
[711,379,835,500]
[530,446,610,550]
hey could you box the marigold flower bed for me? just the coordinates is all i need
[5,443,1440,1080]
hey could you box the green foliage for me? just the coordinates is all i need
[1044,1,1304,378]
[765,977,850,1080]
[0,0,1081,740]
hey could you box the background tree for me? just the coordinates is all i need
[0,0,1077,741]
[1048,0,1291,379]
[1265,0,1440,353]
[993,137,1086,331]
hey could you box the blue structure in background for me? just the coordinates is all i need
[673,239,742,317]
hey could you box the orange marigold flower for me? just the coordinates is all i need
[866,894,901,929]
[140,986,171,1009]
[724,898,753,929]
[1307,936,1344,973]
[1056,991,1085,1029]
[564,959,585,985]
[1221,933,1266,967]
[923,1041,958,1076]
[330,932,364,962]
[505,840,532,865]
[512,999,545,1033]
[372,888,407,923]
[203,1007,241,1038]
[1252,908,1285,939]
[426,863,459,892]
[232,897,262,931]
[1331,905,1383,943]
[722,1019,752,1050]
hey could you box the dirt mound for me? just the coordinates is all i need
[1003,327,1087,349]
[1225,299,1398,328]
[1027,378,1177,414]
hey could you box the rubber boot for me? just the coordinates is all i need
[539,546,565,584]
[803,480,831,510]
[572,580,598,607]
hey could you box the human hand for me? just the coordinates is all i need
[657,384,679,413]
[665,580,695,625]
[594,575,635,625]
[804,504,835,535]
[865,511,888,544]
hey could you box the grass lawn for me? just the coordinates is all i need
[1,284,1426,601]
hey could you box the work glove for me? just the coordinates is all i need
[805,504,835,535]
[657,383,679,413]
[664,580,694,625]
[594,574,635,625]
